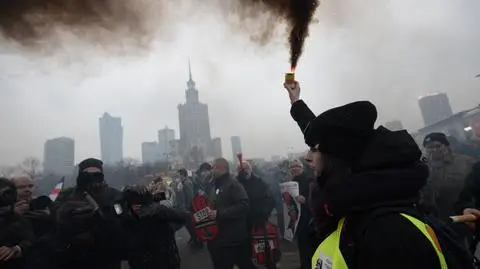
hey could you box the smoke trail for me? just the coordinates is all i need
[0,0,157,47]
[235,0,320,70]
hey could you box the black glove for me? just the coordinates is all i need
[56,201,96,236]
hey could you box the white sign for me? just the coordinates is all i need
[279,181,301,241]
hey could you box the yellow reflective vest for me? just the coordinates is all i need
[311,213,448,269]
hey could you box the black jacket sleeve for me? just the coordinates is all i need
[217,181,250,220]
[290,100,316,133]
[16,216,34,256]
[138,204,188,224]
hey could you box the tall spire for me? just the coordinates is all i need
[187,58,196,90]
[188,58,193,82]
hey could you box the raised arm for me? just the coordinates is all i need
[284,81,315,133]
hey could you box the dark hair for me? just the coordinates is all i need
[312,153,351,238]
[0,177,14,189]
[316,153,351,187]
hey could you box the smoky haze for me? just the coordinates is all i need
[0,0,479,166]
[0,0,165,50]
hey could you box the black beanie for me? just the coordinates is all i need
[177,168,188,177]
[304,101,377,160]
[78,158,103,172]
[423,132,449,147]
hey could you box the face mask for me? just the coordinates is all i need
[77,172,105,190]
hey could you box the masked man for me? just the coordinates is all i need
[53,158,126,269]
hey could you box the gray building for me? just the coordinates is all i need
[384,120,404,131]
[418,93,454,126]
[141,142,160,164]
[211,137,223,159]
[231,136,242,165]
[416,106,480,144]
[178,62,212,163]
[158,126,175,160]
[99,112,123,165]
[44,137,75,176]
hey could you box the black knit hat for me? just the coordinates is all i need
[423,132,449,147]
[177,168,188,177]
[78,158,103,172]
[304,101,377,160]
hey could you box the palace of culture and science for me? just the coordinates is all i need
[177,63,218,166]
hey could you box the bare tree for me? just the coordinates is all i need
[0,165,17,177]
[20,157,41,178]
[120,158,141,169]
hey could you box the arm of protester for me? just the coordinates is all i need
[138,203,188,224]
[217,181,249,220]
[52,187,75,213]
[285,81,315,133]
[1,216,34,260]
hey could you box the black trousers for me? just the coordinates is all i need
[208,243,258,269]
[297,229,313,269]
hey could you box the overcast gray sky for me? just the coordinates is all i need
[0,0,479,166]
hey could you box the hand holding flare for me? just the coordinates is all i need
[284,68,300,104]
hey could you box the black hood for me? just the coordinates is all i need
[322,127,428,217]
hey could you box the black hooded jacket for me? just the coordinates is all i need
[51,186,126,269]
[238,173,275,226]
[290,100,441,269]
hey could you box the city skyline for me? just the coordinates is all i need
[17,90,480,166]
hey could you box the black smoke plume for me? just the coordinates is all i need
[0,0,153,47]
[239,0,319,70]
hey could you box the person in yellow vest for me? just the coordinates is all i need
[284,81,447,269]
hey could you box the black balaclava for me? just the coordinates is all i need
[77,158,105,191]
[0,178,17,215]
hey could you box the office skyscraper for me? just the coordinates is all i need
[158,126,175,160]
[44,137,75,176]
[99,112,123,165]
[418,93,453,126]
[141,142,160,164]
[211,137,223,159]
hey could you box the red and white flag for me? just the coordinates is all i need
[49,177,65,202]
